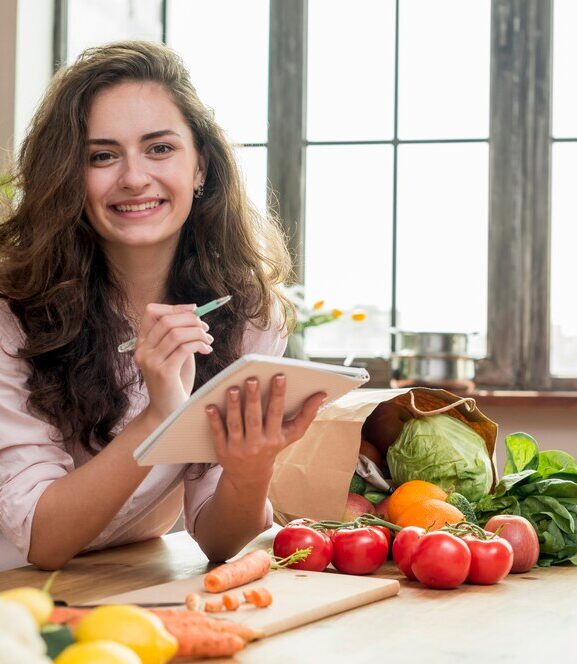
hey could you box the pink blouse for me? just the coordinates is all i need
[0,303,286,569]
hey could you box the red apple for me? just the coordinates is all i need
[342,493,375,521]
[484,515,540,573]
[359,439,382,467]
[375,496,391,521]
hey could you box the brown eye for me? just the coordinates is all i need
[150,144,173,155]
[89,152,114,164]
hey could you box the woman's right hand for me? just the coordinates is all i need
[134,303,214,422]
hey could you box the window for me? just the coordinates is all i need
[166,0,270,214]
[304,0,489,358]
[59,0,573,389]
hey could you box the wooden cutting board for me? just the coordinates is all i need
[88,569,400,637]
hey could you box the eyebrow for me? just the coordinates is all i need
[87,130,181,146]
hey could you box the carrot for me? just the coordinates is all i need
[158,610,261,643]
[185,592,203,611]
[244,587,273,608]
[162,622,246,658]
[48,606,90,628]
[204,549,271,593]
[222,593,241,611]
[204,598,223,613]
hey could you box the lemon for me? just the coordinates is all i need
[74,605,177,664]
[0,587,54,626]
[54,640,142,664]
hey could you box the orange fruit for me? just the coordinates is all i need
[395,498,464,531]
[387,480,448,523]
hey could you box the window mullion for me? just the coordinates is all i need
[267,0,307,283]
[521,0,553,389]
[477,0,552,390]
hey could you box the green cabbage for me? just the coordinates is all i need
[386,414,493,502]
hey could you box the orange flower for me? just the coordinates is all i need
[331,309,343,318]
[351,309,366,322]
[313,300,325,310]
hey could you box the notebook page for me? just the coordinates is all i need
[134,354,369,465]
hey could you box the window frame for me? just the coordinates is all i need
[55,0,571,391]
[267,0,571,391]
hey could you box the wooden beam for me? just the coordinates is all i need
[267,0,307,283]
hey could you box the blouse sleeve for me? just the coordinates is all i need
[183,298,287,539]
[0,308,74,559]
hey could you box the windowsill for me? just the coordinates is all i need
[308,356,577,406]
[463,390,577,408]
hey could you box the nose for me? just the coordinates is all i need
[117,154,152,191]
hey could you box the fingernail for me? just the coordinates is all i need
[206,334,214,343]
[246,378,258,393]
[229,387,240,401]
[202,322,210,331]
[206,405,216,415]
[275,375,286,388]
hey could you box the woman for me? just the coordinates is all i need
[0,41,325,570]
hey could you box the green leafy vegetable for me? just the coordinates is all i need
[386,414,493,502]
[475,432,577,566]
[503,432,539,475]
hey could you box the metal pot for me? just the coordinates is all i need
[389,353,476,392]
[394,331,472,357]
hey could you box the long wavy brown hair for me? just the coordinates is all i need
[0,40,294,453]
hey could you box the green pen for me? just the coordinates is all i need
[117,295,232,353]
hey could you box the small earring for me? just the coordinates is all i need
[194,182,205,199]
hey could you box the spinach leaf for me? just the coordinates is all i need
[521,495,575,534]
[475,432,577,566]
[503,432,539,474]
[474,495,520,523]
[516,478,577,499]
[537,450,577,477]
[493,468,539,497]
[537,520,568,554]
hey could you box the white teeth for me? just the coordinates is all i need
[115,200,162,212]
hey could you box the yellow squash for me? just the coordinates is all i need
[74,604,177,664]
[55,640,142,663]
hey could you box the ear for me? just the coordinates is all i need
[196,147,209,187]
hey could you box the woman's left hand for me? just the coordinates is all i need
[205,375,326,486]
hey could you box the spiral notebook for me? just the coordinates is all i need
[133,354,370,465]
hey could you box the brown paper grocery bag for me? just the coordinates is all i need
[269,387,498,524]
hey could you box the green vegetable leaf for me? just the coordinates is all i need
[521,495,575,535]
[504,432,539,475]
[539,521,567,554]
[493,468,538,496]
[516,478,577,499]
[537,450,577,477]
[474,495,520,525]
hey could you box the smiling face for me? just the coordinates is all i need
[84,80,205,261]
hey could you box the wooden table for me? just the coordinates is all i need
[1,529,575,663]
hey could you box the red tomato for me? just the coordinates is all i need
[411,531,471,589]
[392,526,425,580]
[331,527,388,575]
[484,515,540,573]
[273,525,333,572]
[370,525,392,550]
[463,535,514,585]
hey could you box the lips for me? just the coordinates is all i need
[108,199,169,220]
